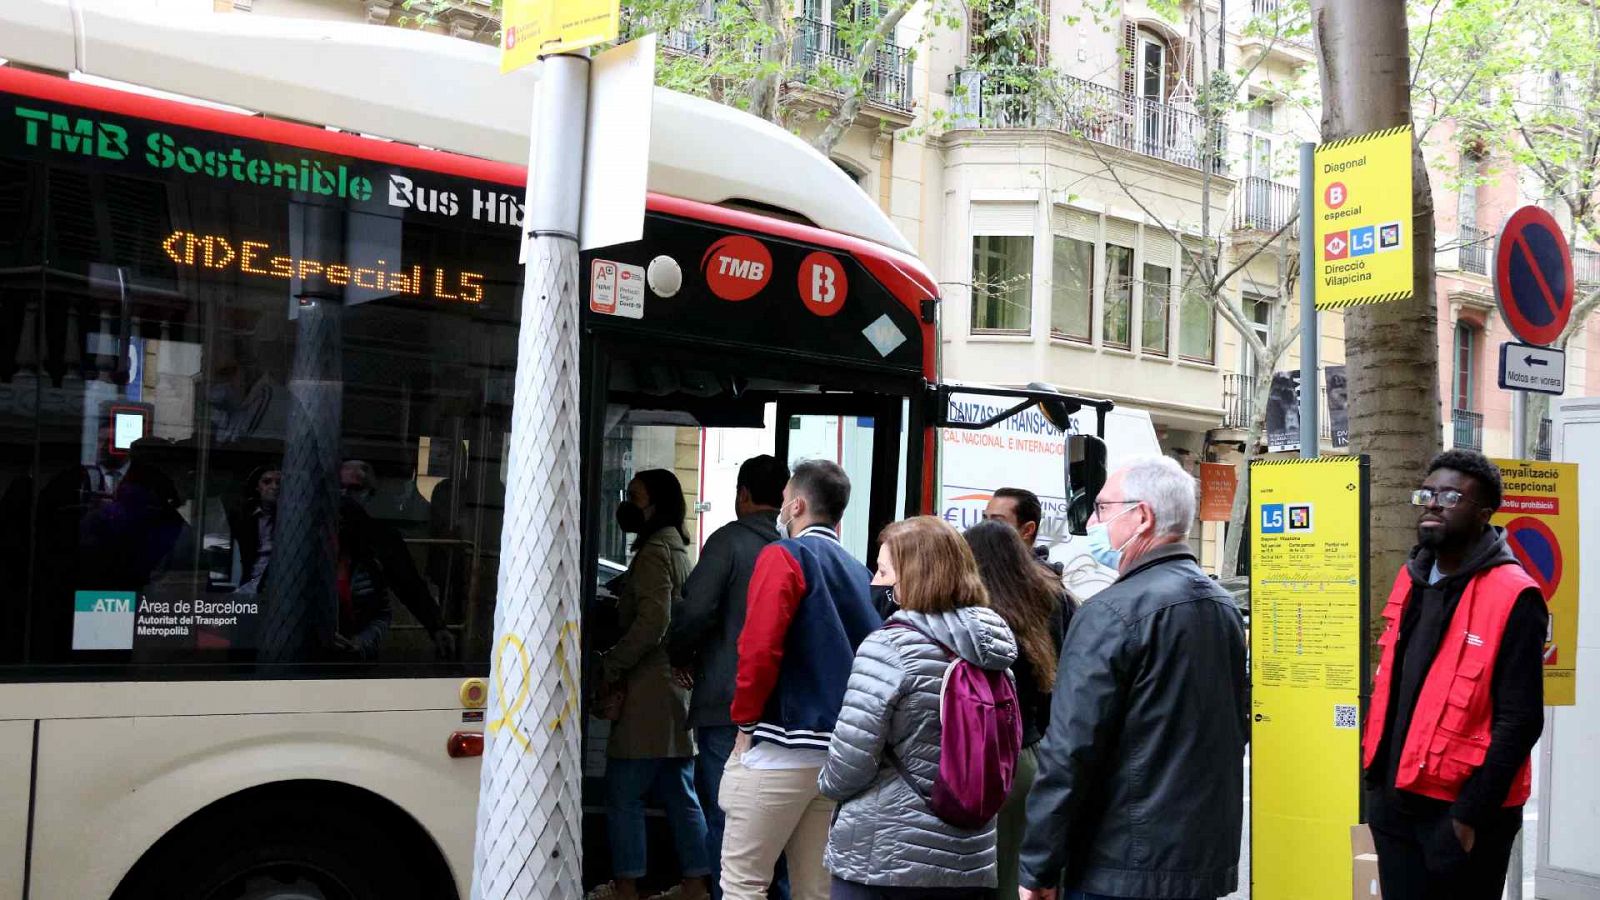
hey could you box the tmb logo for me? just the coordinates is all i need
[702,236,773,301]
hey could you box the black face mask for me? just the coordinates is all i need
[615,501,647,534]
[871,584,898,620]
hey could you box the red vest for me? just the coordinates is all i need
[1361,562,1539,806]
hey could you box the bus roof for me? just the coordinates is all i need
[0,0,915,255]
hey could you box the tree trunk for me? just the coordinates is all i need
[747,0,788,121]
[1313,0,1441,655]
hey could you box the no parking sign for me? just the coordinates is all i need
[1495,206,1574,346]
[1492,459,1579,705]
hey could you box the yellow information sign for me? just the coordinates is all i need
[1313,126,1414,310]
[1250,456,1367,900]
[501,0,620,73]
[1491,458,1580,706]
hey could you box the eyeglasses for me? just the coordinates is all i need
[1093,499,1140,518]
[1411,488,1478,510]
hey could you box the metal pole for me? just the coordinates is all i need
[472,52,590,900]
[1511,391,1528,459]
[1299,141,1319,458]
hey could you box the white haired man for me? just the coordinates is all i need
[1019,456,1248,900]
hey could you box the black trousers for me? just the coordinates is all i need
[828,877,991,900]
[1370,809,1522,900]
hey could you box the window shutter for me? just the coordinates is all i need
[973,203,1037,236]
[1122,19,1137,96]
[1106,218,1137,248]
[1053,207,1097,242]
[1144,233,1175,269]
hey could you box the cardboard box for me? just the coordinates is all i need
[1351,824,1382,899]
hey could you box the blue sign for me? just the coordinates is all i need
[1350,226,1376,257]
[1261,503,1286,534]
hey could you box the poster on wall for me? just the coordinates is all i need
[1250,456,1369,900]
[1490,458,1579,705]
[1265,371,1302,453]
[1326,365,1349,448]
[938,395,1161,600]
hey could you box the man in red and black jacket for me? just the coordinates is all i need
[719,459,877,900]
[1364,450,1547,899]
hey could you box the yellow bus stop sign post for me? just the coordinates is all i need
[502,0,621,72]
[1312,126,1414,310]
[1250,456,1370,900]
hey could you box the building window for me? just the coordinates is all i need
[1142,263,1171,356]
[969,0,1046,64]
[1179,270,1215,363]
[1104,243,1134,349]
[1051,235,1093,341]
[1453,320,1477,410]
[971,234,1033,333]
[1241,295,1270,379]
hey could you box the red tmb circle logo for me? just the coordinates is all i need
[1324,181,1347,209]
[798,251,848,317]
[701,236,773,302]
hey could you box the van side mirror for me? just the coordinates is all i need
[1065,434,1107,536]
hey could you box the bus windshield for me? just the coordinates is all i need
[0,68,934,680]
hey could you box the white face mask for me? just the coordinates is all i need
[775,500,793,539]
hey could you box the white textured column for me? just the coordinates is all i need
[472,52,589,900]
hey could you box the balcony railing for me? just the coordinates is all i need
[948,67,1227,173]
[1222,371,1335,442]
[1536,417,1553,461]
[621,15,912,112]
[792,17,913,112]
[621,12,712,57]
[1576,247,1600,293]
[1223,373,1257,429]
[1233,176,1299,237]
[1452,408,1485,451]
[1459,225,1491,276]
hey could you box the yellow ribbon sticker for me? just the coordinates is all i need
[487,632,532,752]
[549,620,581,732]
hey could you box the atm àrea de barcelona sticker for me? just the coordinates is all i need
[702,235,773,302]
[799,251,848,317]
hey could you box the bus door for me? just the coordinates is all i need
[774,392,908,566]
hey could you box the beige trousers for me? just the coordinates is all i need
[717,752,835,900]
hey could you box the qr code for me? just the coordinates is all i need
[1334,705,1359,729]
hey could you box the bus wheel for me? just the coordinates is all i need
[118,805,426,900]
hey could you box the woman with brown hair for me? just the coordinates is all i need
[962,519,1071,899]
[818,516,1018,899]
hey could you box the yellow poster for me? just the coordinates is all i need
[1313,126,1414,310]
[501,0,621,73]
[1250,456,1366,900]
[1490,459,1579,706]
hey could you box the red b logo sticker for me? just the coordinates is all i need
[799,251,847,317]
[702,236,773,302]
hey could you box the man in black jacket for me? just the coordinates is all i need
[668,455,790,900]
[1020,456,1247,900]
[1363,450,1545,899]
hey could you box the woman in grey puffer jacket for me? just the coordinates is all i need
[818,517,1018,899]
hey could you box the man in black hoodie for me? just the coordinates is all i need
[1363,450,1547,900]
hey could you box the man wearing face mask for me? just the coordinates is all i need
[1362,451,1545,899]
[1020,456,1247,900]
[722,460,879,900]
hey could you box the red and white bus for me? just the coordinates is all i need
[0,5,1107,899]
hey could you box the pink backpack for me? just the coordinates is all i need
[887,621,1023,829]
